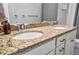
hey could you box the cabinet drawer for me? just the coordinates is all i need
[56,44,65,55]
[57,35,66,46]
[17,38,56,55]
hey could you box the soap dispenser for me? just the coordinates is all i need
[3,20,11,34]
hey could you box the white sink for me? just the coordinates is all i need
[53,27,66,30]
[13,31,43,40]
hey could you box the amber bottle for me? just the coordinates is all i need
[3,20,11,34]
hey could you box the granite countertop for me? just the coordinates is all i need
[0,25,77,55]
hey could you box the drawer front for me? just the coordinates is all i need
[56,44,65,55]
[57,35,66,46]
[48,50,55,55]
[17,38,56,55]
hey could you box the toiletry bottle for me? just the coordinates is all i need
[3,20,11,34]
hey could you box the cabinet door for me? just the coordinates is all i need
[65,38,75,55]
[69,39,75,55]
[17,38,55,55]
[65,30,77,55]
[56,44,65,55]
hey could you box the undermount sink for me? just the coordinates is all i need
[13,31,43,40]
[53,27,67,30]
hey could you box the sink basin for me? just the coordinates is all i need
[53,27,66,30]
[13,31,43,40]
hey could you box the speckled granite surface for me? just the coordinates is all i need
[0,25,77,55]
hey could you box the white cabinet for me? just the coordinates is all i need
[65,30,77,55]
[65,41,72,55]
[56,29,76,55]
[69,39,75,54]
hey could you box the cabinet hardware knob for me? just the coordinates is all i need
[59,47,64,52]
[60,39,65,42]
[71,40,74,42]
[59,49,62,52]
[62,47,65,50]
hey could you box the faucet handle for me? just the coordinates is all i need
[52,20,58,25]
[16,25,19,31]
[20,24,26,31]
[23,24,26,30]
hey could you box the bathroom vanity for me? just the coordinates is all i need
[17,29,76,55]
[0,25,77,55]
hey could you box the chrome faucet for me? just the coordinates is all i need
[17,24,26,31]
